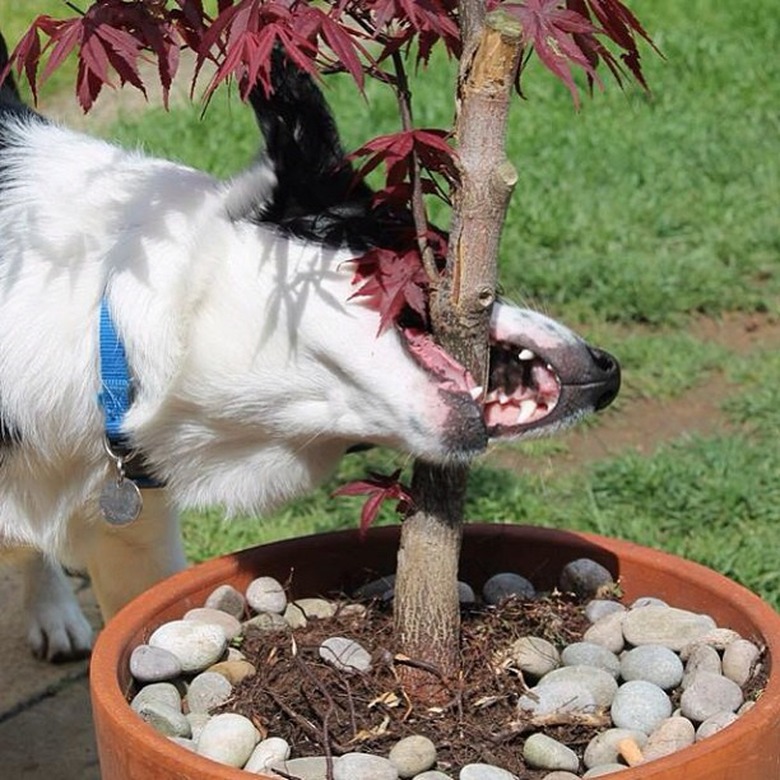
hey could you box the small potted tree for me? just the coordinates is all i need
[8,1,780,778]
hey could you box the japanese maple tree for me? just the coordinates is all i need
[8,0,654,703]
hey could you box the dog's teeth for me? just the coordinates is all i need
[470,386,484,401]
[499,392,511,405]
[517,399,537,424]
[518,349,536,361]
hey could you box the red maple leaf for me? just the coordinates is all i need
[333,469,414,537]
[350,246,430,333]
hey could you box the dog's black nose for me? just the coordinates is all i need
[587,347,621,411]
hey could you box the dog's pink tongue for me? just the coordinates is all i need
[403,328,478,396]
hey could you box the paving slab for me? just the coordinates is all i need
[0,552,102,779]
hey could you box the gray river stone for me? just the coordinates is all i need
[610,680,672,734]
[482,572,536,604]
[388,734,437,777]
[460,764,518,780]
[319,636,372,673]
[523,733,579,772]
[503,636,560,678]
[129,644,183,683]
[679,671,744,721]
[186,670,233,713]
[130,681,182,713]
[538,665,618,708]
[183,607,242,641]
[334,753,399,780]
[583,728,647,769]
[642,716,696,762]
[583,610,626,654]
[518,681,598,716]
[584,599,626,624]
[204,583,247,619]
[722,638,761,686]
[561,642,620,677]
[695,710,739,740]
[136,701,191,739]
[622,606,716,651]
[619,644,684,690]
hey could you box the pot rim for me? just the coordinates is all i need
[90,523,780,779]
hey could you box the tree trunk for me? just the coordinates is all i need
[393,8,525,703]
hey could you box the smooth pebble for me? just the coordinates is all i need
[523,733,579,772]
[129,644,183,683]
[460,764,518,780]
[482,572,535,604]
[388,734,437,777]
[541,773,580,780]
[130,681,182,713]
[642,716,695,761]
[272,756,331,780]
[244,737,291,772]
[148,620,227,673]
[319,636,372,673]
[583,728,647,769]
[283,598,337,628]
[538,665,618,708]
[136,701,191,738]
[695,710,739,740]
[559,558,614,599]
[583,765,628,777]
[183,607,242,641]
[186,671,233,713]
[243,612,289,637]
[583,610,625,654]
[334,752,399,780]
[561,642,620,677]
[682,643,721,688]
[620,645,683,690]
[585,599,626,624]
[679,671,743,721]
[722,638,761,686]
[622,606,716,651]
[206,659,257,685]
[196,712,259,768]
[246,576,287,614]
[502,636,560,677]
[610,680,672,733]
[204,583,247,619]
[518,681,597,716]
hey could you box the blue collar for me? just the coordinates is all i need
[98,297,132,445]
[97,297,163,488]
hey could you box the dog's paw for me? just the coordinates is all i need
[26,599,94,662]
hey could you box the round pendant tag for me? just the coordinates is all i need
[100,478,143,526]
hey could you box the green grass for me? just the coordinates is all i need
[5,4,779,609]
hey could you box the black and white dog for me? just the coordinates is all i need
[0,40,619,660]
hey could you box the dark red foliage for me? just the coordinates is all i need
[332,469,413,535]
[4,0,656,353]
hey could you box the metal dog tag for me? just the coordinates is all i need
[100,476,143,526]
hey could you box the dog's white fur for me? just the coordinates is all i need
[0,68,617,661]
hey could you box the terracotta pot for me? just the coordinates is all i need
[91,524,780,779]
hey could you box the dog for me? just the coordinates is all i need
[0,40,619,661]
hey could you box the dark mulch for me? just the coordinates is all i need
[215,594,614,779]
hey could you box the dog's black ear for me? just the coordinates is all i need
[0,32,22,105]
[248,51,373,221]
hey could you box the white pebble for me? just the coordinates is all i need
[460,764,517,780]
[538,665,618,708]
[584,599,625,624]
[696,710,739,740]
[334,752,398,780]
[561,642,620,677]
[149,620,227,673]
[722,638,761,686]
[518,681,597,716]
[319,636,372,673]
[502,636,560,678]
[583,728,647,769]
[246,576,287,614]
[244,737,291,772]
[136,701,191,738]
[583,610,625,654]
[196,713,259,768]
[388,734,437,777]
[186,671,233,713]
[184,607,242,641]
[523,733,579,772]
[130,682,182,714]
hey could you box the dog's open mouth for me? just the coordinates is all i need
[402,328,562,438]
[483,343,560,435]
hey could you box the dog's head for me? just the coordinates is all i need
[195,55,619,471]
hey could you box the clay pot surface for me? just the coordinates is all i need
[91,524,780,779]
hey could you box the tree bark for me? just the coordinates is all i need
[393,7,525,703]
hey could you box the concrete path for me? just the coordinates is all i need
[0,551,102,779]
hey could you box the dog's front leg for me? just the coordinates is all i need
[84,488,187,621]
[16,548,95,662]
